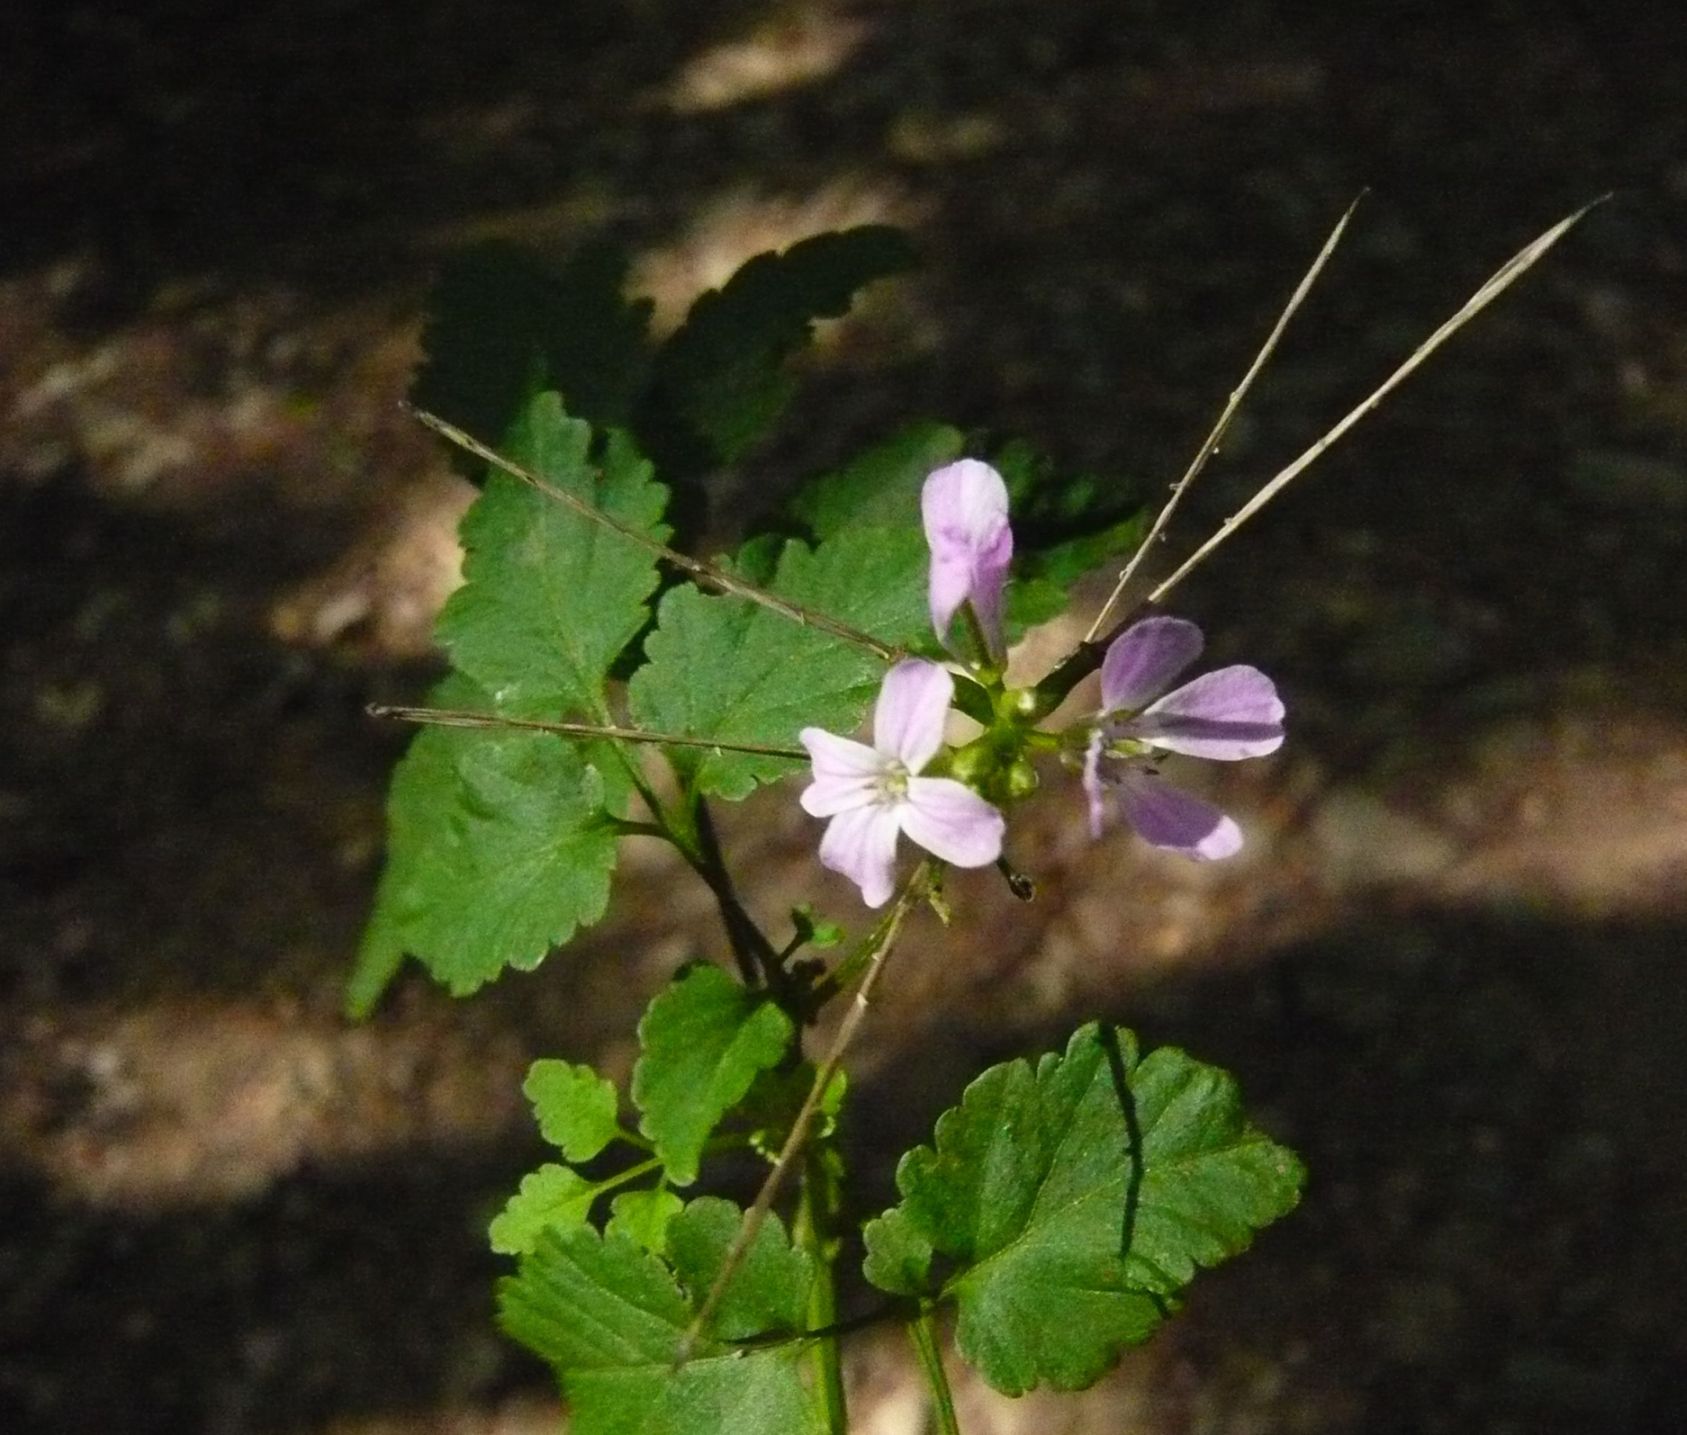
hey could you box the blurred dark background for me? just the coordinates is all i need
[3,2,1686,1432]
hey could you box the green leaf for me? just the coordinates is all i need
[667,1197,814,1342]
[436,392,669,719]
[865,1024,1304,1396]
[412,240,653,475]
[525,1059,622,1162]
[627,525,929,800]
[859,1207,933,1297]
[608,1189,685,1254]
[641,226,917,473]
[490,1164,598,1255]
[787,421,965,539]
[742,1064,847,1162]
[499,1209,822,1435]
[353,676,623,1002]
[632,965,795,1184]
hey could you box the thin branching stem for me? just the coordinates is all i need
[1031,198,1603,712]
[367,704,808,759]
[1147,198,1603,607]
[410,406,904,662]
[1085,193,1364,641]
[675,863,932,1366]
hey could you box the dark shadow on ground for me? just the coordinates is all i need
[4,911,1684,1434]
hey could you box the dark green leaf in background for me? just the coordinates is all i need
[640,226,919,476]
[412,241,653,475]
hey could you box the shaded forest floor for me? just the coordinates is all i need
[3,2,1687,1431]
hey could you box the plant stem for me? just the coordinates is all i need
[411,405,904,662]
[1030,198,1602,717]
[691,794,784,994]
[1084,193,1362,642]
[795,1154,848,1435]
[910,1309,961,1435]
[676,863,930,1365]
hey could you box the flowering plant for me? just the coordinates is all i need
[352,206,1588,1433]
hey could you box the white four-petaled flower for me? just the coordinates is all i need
[799,660,1005,907]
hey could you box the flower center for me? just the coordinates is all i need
[875,759,911,803]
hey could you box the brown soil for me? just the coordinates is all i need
[4,2,1687,1432]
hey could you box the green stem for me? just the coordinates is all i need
[795,1154,847,1434]
[910,1309,961,1435]
[587,1154,662,1201]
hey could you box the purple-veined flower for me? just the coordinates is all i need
[923,459,1013,664]
[1082,616,1284,860]
[799,660,1005,907]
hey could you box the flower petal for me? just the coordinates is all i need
[901,777,1006,868]
[872,660,954,773]
[1116,771,1243,860]
[1081,730,1108,839]
[1130,665,1285,759]
[818,803,904,907]
[922,459,1013,659]
[1099,616,1204,713]
[799,728,886,816]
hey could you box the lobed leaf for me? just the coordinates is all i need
[632,965,796,1184]
[524,1059,622,1162]
[864,1024,1304,1396]
[490,1164,598,1255]
[436,392,670,719]
[608,1189,686,1254]
[351,676,624,1004]
[627,524,929,800]
[499,1204,821,1435]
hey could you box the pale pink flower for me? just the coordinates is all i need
[1082,616,1284,860]
[800,660,1005,906]
[922,459,1013,664]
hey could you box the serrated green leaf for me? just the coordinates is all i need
[608,1189,685,1254]
[667,1197,814,1342]
[524,1059,622,1162]
[413,241,653,476]
[436,392,669,719]
[641,226,918,474]
[627,525,928,800]
[859,1207,933,1296]
[490,1164,598,1255]
[632,965,795,1184]
[499,1211,822,1435]
[866,1023,1304,1396]
[353,676,623,1001]
[787,421,965,538]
